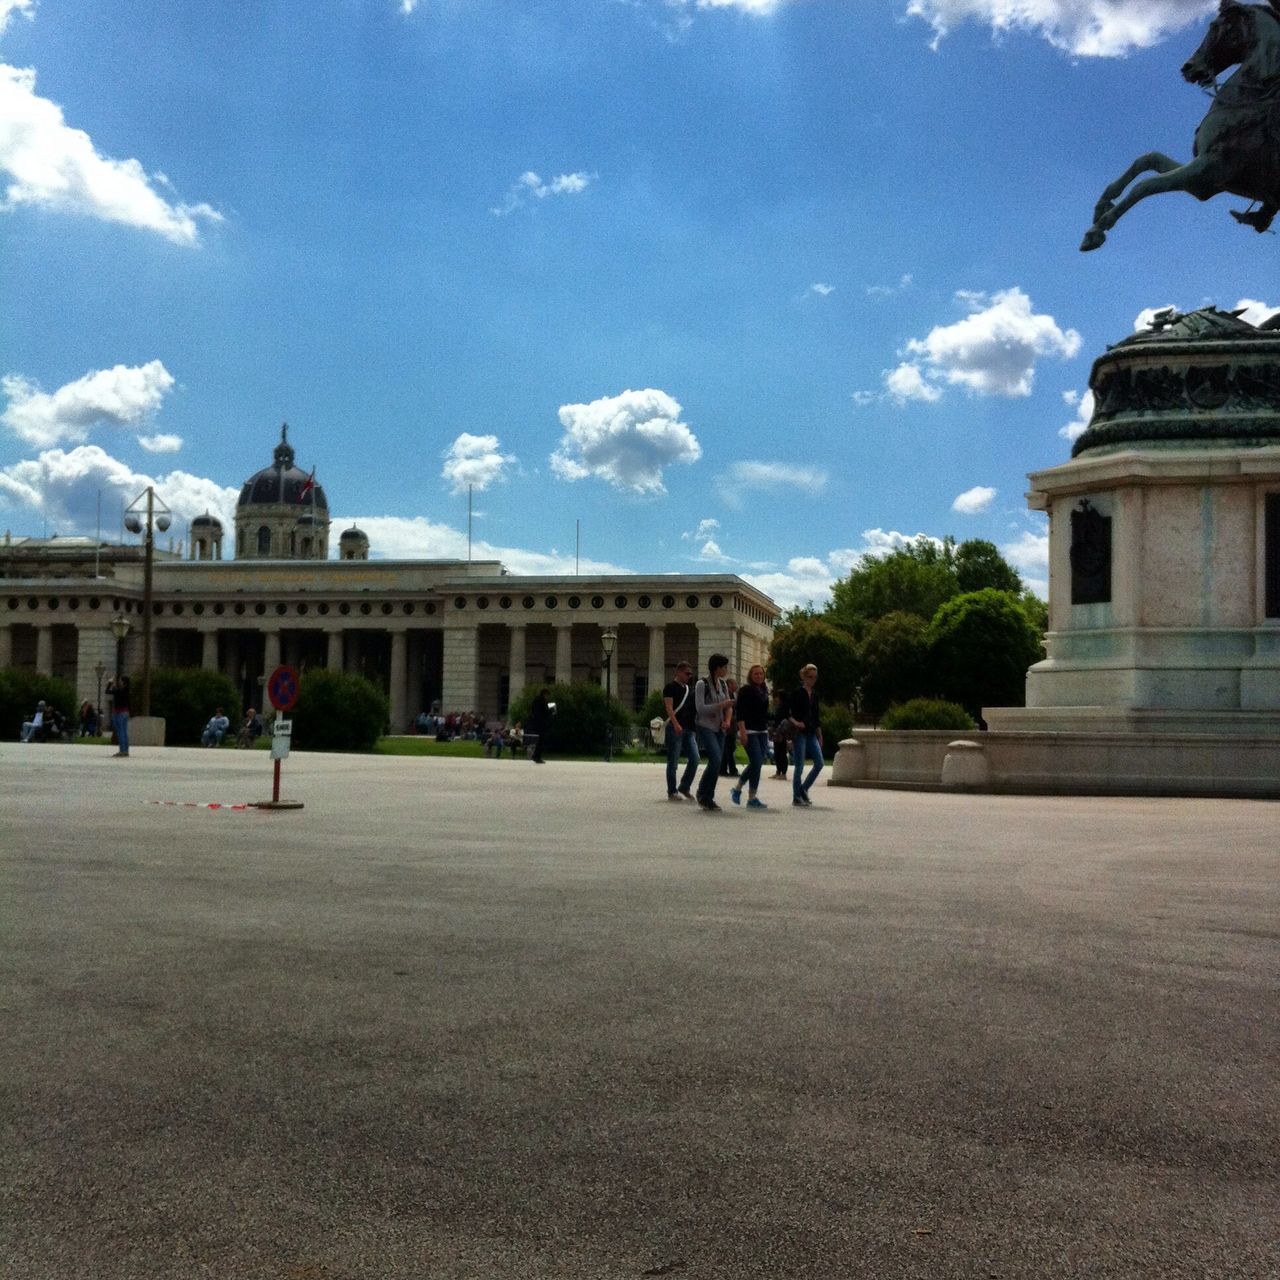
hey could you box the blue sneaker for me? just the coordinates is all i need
[747,797,767,810]
[730,788,741,805]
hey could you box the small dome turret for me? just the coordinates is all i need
[339,525,370,561]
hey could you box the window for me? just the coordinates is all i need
[1266,495,1280,617]
[257,526,271,555]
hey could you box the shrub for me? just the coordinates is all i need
[0,668,77,742]
[880,698,976,731]
[820,703,854,745]
[293,668,388,752]
[148,667,242,745]
[635,687,667,730]
[508,681,632,756]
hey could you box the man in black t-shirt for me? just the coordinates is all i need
[661,661,700,799]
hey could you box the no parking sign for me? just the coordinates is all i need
[267,664,299,713]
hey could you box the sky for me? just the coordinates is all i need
[2,0,1278,607]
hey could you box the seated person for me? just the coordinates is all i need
[201,707,231,747]
[483,724,506,757]
[20,700,46,743]
[235,708,264,748]
[506,721,524,757]
[415,710,432,735]
[78,700,99,737]
[41,705,68,742]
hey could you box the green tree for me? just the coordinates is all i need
[926,588,1044,723]
[954,539,1022,595]
[148,667,241,745]
[827,536,958,637]
[765,618,861,706]
[507,681,631,756]
[293,669,389,751]
[858,610,932,722]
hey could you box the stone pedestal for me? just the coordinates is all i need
[129,715,166,747]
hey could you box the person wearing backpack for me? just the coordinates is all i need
[694,653,735,811]
[662,661,699,800]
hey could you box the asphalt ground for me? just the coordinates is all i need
[2,743,1277,1280]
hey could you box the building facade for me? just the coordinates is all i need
[0,432,779,729]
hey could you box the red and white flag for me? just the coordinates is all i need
[298,468,316,501]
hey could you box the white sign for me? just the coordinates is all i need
[273,718,293,737]
[271,737,291,761]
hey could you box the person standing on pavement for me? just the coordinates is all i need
[527,688,552,764]
[106,672,131,758]
[788,663,823,805]
[662,661,699,801]
[694,654,734,811]
[730,664,771,809]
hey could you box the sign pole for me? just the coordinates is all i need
[255,664,304,810]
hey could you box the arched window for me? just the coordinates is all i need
[301,537,312,558]
[257,525,271,555]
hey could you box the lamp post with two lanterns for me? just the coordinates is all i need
[601,626,618,763]
[123,486,172,717]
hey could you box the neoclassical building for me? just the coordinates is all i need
[0,430,780,729]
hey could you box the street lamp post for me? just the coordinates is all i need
[110,614,132,681]
[94,661,106,720]
[123,487,172,717]
[601,626,617,763]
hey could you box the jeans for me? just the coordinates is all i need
[695,726,724,802]
[665,725,700,794]
[112,710,130,755]
[738,732,769,796]
[792,731,823,798]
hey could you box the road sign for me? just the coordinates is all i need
[273,718,293,737]
[267,665,299,712]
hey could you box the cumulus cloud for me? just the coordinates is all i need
[882,361,943,405]
[0,444,238,532]
[807,282,835,297]
[137,432,183,454]
[0,65,222,244]
[440,432,516,495]
[2,360,176,447]
[551,388,701,494]
[1060,388,1094,441]
[333,514,632,576]
[898,288,1080,400]
[867,273,913,298]
[952,484,997,514]
[1234,297,1280,327]
[905,0,1213,58]
[1001,525,1049,598]
[491,169,594,216]
[716,459,827,509]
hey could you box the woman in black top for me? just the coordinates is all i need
[730,664,771,809]
[788,663,823,806]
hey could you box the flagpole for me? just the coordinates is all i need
[576,519,580,576]
[468,485,473,564]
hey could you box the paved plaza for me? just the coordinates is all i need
[2,744,1277,1279]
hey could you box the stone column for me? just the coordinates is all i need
[406,634,423,722]
[0,624,11,670]
[201,629,218,670]
[326,628,344,672]
[647,624,666,696]
[442,625,479,712]
[554,625,572,684]
[389,629,408,733]
[263,630,281,675]
[508,625,527,705]
[35,625,53,676]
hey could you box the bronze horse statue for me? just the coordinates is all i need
[1082,0,1280,251]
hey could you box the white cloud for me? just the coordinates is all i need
[807,282,834,297]
[952,484,997,515]
[698,537,725,560]
[551,388,701,494]
[902,287,1080,398]
[1001,525,1049,598]
[717,459,827,508]
[0,2,34,37]
[867,273,913,298]
[681,0,784,12]
[399,0,421,13]
[1233,298,1280,327]
[883,361,942,405]
[492,169,594,216]
[0,65,222,244]
[905,0,1214,58]
[137,433,183,454]
[1060,388,1094,441]
[1133,303,1178,332]
[0,444,238,532]
[440,432,516,495]
[2,360,176,447]
[333,514,632,576]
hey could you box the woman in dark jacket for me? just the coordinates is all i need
[527,689,551,764]
[729,664,771,809]
[788,663,823,806]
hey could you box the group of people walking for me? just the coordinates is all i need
[662,656,824,811]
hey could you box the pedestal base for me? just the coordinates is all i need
[129,716,166,747]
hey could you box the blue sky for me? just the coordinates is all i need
[1,0,1272,605]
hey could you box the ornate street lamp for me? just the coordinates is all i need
[601,625,618,763]
[110,613,132,681]
[123,487,172,717]
[94,661,106,721]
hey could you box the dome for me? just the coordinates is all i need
[339,526,367,542]
[236,423,329,511]
[191,512,223,529]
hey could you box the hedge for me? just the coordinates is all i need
[148,667,242,745]
[293,668,389,752]
[0,669,77,742]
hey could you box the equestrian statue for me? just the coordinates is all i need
[1082,0,1280,251]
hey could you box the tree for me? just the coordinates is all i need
[926,589,1045,723]
[954,539,1022,595]
[765,618,861,706]
[0,669,76,742]
[294,669,389,751]
[858,610,931,721]
[827,536,958,637]
[148,667,241,745]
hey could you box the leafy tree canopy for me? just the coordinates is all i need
[765,617,861,705]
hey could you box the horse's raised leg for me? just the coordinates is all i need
[1081,152,1182,252]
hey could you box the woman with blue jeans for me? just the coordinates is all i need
[694,654,734,811]
[788,663,823,806]
[730,664,771,809]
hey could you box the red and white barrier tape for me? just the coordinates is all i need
[147,800,252,811]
